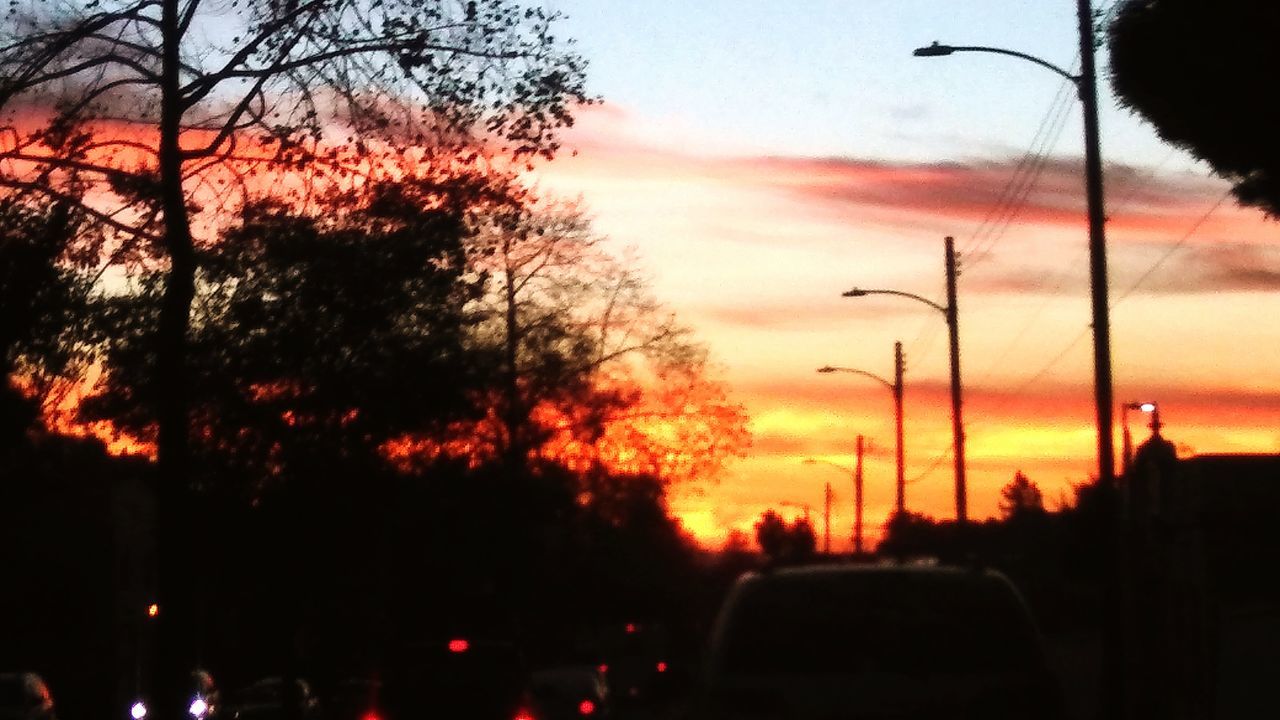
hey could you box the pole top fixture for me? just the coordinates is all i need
[913,41,954,57]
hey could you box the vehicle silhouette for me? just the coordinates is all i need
[700,563,1064,720]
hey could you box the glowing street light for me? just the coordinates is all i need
[1121,401,1160,473]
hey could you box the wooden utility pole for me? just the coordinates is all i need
[854,435,865,555]
[944,236,967,524]
[892,343,905,515]
[823,481,832,554]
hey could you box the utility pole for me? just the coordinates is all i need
[893,342,905,515]
[1075,2,1120,717]
[823,481,832,554]
[1076,0,1115,492]
[853,435,865,555]
[944,236,967,524]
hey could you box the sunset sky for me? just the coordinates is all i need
[528,1,1280,548]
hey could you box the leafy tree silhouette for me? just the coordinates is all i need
[999,471,1046,520]
[1109,1,1280,217]
[754,509,817,564]
[462,203,750,480]
[82,175,497,497]
[1,3,591,707]
[1,195,97,421]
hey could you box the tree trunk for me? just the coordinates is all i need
[155,2,197,718]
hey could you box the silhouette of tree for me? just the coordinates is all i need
[753,509,817,564]
[1,0,592,489]
[789,516,817,558]
[461,203,750,480]
[722,529,753,556]
[0,195,97,419]
[1109,1,1280,217]
[2,3,590,703]
[82,175,499,495]
[754,509,789,559]
[999,471,1046,520]
[878,510,942,557]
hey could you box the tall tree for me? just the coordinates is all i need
[462,203,750,482]
[1,3,588,706]
[1108,0,1280,217]
[83,174,498,495]
[999,471,1046,520]
[0,0,589,486]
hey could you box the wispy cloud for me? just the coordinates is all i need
[540,102,1280,534]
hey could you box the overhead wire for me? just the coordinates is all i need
[899,0,1125,488]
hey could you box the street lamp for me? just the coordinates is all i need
[1121,401,1159,474]
[817,341,905,516]
[914,8,1119,714]
[803,454,862,555]
[913,0,1115,494]
[844,236,966,524]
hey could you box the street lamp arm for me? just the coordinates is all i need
[816,366,894,392]
[913,42,1080,83]
[843,288,947,315]
[803,457,854,475]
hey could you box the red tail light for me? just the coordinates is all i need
[447,638,470,653]
[513,709,535,720]
[578,699,596,716]
[656,661,668,673]
[361,712,380,720]
[597,664,608,674]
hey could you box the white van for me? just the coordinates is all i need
[700,564,1063,719]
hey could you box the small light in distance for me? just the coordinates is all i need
[656,661,667,673]
[147,603,159,618]
[596,664,608,674]
[578,699,596,716]
[361,712,380,720]
[624,623,636,634]
[130,701,148,720]
[512,708,535,720]
[188,697,209,719]
[447,638,469,653]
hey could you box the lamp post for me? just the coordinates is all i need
[817,342,905,515]
[912,0,1115,494]
[844,237,966,524]
[1121,401,1158,475]
[913,6,1119,714]
[804,452,864,555]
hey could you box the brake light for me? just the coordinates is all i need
[448,638,470,653]
[656,661,667,673]
[361,712,380,720]
[513,709,535,720]
[597,664,608,674]
[578,699,596,715]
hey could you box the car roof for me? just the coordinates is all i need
[743,561,1006,584]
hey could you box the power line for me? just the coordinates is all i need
[1115,190,1232,303]
[906,443,952,486]
[963,79,1077,267]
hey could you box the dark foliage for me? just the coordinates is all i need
[81,179,490,495]
[0,196,97,406]
[753,509,817,565]
[1109,0,1280,217]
